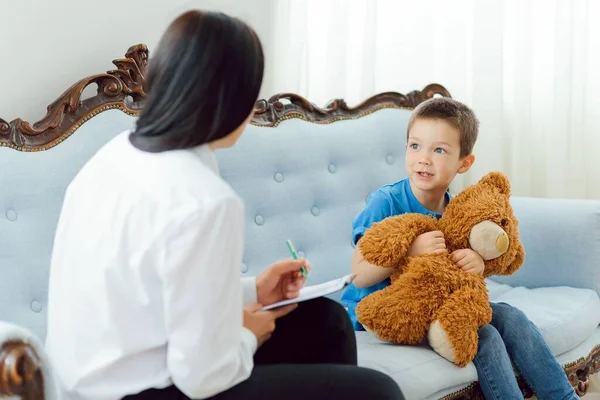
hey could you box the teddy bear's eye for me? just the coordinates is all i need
[500,218,507,226]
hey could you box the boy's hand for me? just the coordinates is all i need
[451,249,485,275]
[408,231,446,257]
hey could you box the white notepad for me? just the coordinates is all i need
[261,274,356,310]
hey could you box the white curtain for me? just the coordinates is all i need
[271,0,600,199]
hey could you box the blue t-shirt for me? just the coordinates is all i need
[341,177,451,330]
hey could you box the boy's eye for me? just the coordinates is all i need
[435,148,447,154]
[409,143,419,150]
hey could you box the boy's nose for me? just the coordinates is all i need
[419,158,431,165]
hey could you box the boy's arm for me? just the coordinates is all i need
[350,191,395,288]
[351,190,442,288]
[351,245,393,288]
[358,213,440,270]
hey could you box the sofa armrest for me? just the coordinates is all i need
[0,339,44,400]
[0,321,57,400]
[491,196,600,296]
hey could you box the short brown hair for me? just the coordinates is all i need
[407,97,479,158]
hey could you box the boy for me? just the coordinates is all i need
[341,97,578,400]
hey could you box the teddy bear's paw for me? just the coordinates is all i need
[428,320,456,363]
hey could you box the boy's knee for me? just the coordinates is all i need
[478,324,502,346]
[492,302,530,328]
[476,325,509,361]
[491,302,534,343]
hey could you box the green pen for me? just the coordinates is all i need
[286,239,308,278]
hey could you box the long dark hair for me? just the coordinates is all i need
[130,10,264,152]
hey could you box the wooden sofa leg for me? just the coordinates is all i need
[565,345,600,397]
[0,340,45,400]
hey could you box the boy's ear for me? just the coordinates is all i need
[457,154,475,174]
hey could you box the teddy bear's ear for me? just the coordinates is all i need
[478,171,511,196]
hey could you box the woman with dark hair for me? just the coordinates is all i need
[45,10,405,400]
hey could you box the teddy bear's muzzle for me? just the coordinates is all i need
[469,220,510,260]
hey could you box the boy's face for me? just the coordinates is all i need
[405,118,474,193]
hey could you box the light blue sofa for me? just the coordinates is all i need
[1,44,599,399]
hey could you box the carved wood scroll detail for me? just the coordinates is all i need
[0,43,447,150]
[0,44,148,152]
[251,83,452,127]
[0,340,45,400]
[565,344,600,397]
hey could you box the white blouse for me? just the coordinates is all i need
[45,130,257,400]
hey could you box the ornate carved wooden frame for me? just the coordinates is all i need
[251,83,452,127]
[0,44,148,152]
[0,42,449,152]
[1,43,599,400]
[0,340,44,400]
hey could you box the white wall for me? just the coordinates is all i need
[0,0,275,123]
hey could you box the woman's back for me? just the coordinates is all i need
[45,130,247,399]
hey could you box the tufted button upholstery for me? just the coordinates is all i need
[30,300,42,313]
[241,263,249,273]
[216,108,411,298]
[0,109,137,340]
[5,209,17,222]
[274,172,284,183]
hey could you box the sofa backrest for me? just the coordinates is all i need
[0,44,446,340]
[215,92,443,296]
[217,96,600,299]
[493,196,600,295]
[0,45,147,341]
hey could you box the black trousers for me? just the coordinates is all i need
[123,298,404,400]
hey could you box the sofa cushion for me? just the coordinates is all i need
[356,331,478,400]
[555,325,600,366]
[491,285,600,356]
[356,284,600,399]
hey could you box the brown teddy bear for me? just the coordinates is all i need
[355,171,525,367]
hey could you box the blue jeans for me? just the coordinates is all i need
[475,302,578,400]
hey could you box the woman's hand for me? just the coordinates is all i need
[256,259,311,306]
[243,303,297,347]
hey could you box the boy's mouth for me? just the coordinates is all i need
[418,171,434,177]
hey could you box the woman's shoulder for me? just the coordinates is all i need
[94,132,243,212]
[153,157,243,215]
